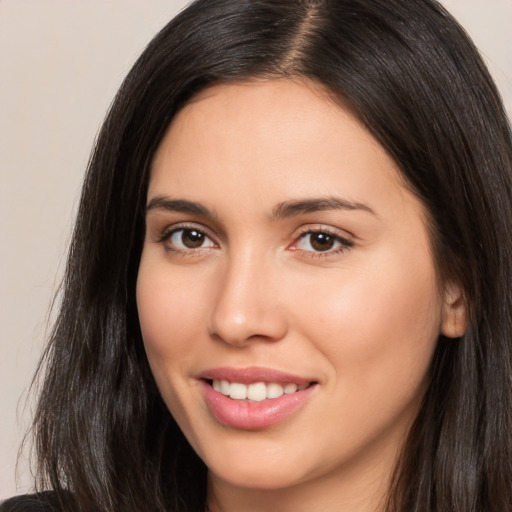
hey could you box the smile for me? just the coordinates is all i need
[198,367,318,429]
[211,380,309,401]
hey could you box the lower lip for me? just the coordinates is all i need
[200,381,317,430]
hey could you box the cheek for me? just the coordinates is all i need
[292,248,442,397]
[136,260,208,365]
[136,259,209,432]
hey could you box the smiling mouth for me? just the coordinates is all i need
[200,371,318,428]
[206,379,315,402]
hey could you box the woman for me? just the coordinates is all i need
[2,0,512,511]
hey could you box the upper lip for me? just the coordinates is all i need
[197,366,315,386]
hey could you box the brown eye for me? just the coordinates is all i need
[309,232,335,251]
[294,230,352,254]
[181,229,205,248]
[168,228,215,250]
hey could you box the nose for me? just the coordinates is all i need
[208,249,288,346]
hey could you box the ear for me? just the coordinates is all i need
[440,281,467,338]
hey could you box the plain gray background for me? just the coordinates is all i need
[1,0,511,498]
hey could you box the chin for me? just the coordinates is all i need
[209,462,306,490]
[199,436,316,490]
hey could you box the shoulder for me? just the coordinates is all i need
[0,493,61,512]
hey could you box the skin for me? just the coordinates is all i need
[137,80,466,512]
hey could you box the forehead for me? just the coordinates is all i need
[149,79,426,228]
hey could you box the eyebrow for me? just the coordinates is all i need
[145,195,376,220]
[145,196,217,218]
[271,197,377,219]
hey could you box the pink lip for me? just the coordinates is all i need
[197,367,317,430]
[197,366,313,386]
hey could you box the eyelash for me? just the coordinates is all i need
[156,224,353,258]
[157,224,217,255]
[292,228,354,258]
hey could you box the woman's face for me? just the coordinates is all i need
[137,80,463,501]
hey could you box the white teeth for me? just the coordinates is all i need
[212,380,308,401]
[247,382,267,402]
[229,382,247,400]
[283,383,298,394]
[267,383,284,399]
[220,379,230,395]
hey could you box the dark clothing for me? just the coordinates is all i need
[0,493,60,512]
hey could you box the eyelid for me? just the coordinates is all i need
[156,222,219,250]
[288,225,354,255]
[292,224,354,242]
